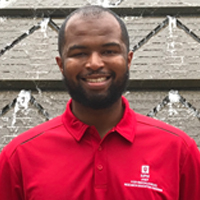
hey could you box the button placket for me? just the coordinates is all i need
[94,144,107,188]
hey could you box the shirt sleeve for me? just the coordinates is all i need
[179,139,200,200]
[0,148,24,200]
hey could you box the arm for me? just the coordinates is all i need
[179,140,200,200]
[0,148,24,200]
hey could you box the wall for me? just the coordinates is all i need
[1,0,200,150]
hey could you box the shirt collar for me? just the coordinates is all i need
[62,96,136,143]
[114,96,136,142]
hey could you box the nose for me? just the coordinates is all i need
[85,52,104,70]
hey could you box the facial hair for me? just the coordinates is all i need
[62,68,129,110]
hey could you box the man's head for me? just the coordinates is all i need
[56,5,133,110]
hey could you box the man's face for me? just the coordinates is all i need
[56,13,133,109]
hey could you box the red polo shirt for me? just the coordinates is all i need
[0,97,200,200]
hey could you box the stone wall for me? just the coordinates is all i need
[1,17,200,80]
[1,90,200,151]
[1,0,200,150]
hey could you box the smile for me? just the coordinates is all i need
[86,77,107,83]
[80,75,112,90]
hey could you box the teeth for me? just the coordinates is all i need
[86,77,107,83]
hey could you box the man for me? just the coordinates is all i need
[0,5,200,200]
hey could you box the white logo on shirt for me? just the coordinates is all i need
[141,165,150,181]
[141,165,149,174]
[124,164,163,193]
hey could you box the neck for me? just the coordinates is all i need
[71,98,124,138]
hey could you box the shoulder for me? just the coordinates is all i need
[123,96,195,148]
[134,111,195,148]
[2,115,63,157]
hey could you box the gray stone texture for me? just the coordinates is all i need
[1,17,200,80]
[1,90,200,151]
[1,0,200,8]
[1,0,200,150]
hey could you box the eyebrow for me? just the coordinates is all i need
[102,42,121,48]
[67,42,121,53]
[68,45,87,52]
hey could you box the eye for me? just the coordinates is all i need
[73,52,87,57]
[102,50,116,55]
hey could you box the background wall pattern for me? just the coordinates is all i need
[1,0,200,151]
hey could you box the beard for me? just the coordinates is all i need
[62,68,129,110]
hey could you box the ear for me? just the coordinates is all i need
[127,51,133,70]
[55,56,64,74]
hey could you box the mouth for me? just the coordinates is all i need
[85,77,108,83]
[80,74,112,90]
[81,72,112,82]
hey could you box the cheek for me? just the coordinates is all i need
[63,59,82,80]
[108,57,127,78]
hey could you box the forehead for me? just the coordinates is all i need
[65,12,121,38]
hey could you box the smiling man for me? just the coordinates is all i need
[55,8,133,137]
[0,5,200,200]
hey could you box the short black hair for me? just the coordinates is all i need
[58,5,130,56]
